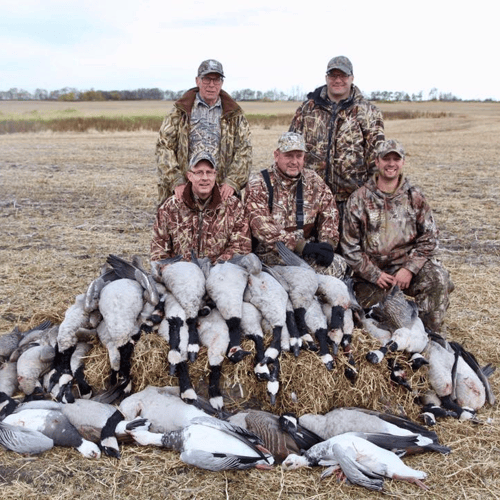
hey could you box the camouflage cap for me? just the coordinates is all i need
[197,59,225,78]
[376,139,405,159]
[277,132,307,153]
[189,150,217,170]
[326,56,353,76]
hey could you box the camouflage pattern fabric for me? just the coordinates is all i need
[151,183,251,263]
[189,94,222,161]
[156,88,252,203]
[244,164,340,267]
[289,84,385,202]
[341,174,452,331]
[353,260,452,333]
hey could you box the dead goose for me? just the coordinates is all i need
[127,416,274,471]
[282,432,428,491]
[0,420,54,455]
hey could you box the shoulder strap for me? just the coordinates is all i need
[296,178,304,230]
[260,169,274,213]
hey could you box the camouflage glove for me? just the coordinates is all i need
[302,242,334,267]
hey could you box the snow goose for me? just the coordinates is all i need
[299,407,450,455]
[3,407,101,458]
[282,432,428,491]
[0,421,54,455]
[0,358,18,397]
[127,416,274,471]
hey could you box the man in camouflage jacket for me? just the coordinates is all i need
[151,151,251,263]
[289,56,385,216]
[245,132,347,277]
[156,59,252,203]
[341,139,453,332]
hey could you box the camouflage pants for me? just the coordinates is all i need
[353,259,453,333]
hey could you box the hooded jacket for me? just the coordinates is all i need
[341,175,439,283]
[290,85,384,202]
[156,88,252,203]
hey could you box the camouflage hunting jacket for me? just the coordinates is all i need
[151,183,251,262]
[341,175,439,283]
[289,84,385,202]
[244,164,339,265]
[156,88,252,203]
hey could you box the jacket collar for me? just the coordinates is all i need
[175,88,241,116]
[182,181,222,210]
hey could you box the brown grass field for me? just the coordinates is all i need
[1,101,500,499]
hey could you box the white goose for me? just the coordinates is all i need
[128,416,274,471]
[282,432,428,491]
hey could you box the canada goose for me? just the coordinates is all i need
[366,287,428,364]
[0,358,18,397]
[227,410,322,463]
[0,321,52,362]
[197,308,232,410]
[282,432,428,491]
[204,261,252,363]
[127,416,274,471]
[299,407,450,455]
[3,408,101,458]
[158,260,206,362]
[119,385,213,433]
[264,263,318,357]
[305,297,333,370]
[13,399,147,458]
[97,278,145,390]
[157,291,197,404]
[423,336,485,418]
[0,420,54,455]
[106,254,160,307]
[16,344,55,396]
[243,265,288,367]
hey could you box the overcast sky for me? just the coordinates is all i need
[2,0,498,100]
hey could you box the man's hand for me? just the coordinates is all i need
[376,272,395,289]
[219,184,235,201]
[174,183,186,200]
[393,268,413,290]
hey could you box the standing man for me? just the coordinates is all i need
[151,151,251,263]
[156,59,252,203]
[245,132,347,277]
[289,56,385,225]
[341,140,453,333]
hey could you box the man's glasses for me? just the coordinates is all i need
[190,170,217,179]
[201,76,223,85]
[327,72,349,81]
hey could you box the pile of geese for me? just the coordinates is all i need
[0,244,496,492]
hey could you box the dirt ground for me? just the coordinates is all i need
[1,102,499,499]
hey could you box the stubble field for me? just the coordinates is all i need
[0,100,499,499]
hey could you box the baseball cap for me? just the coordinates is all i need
[376,139,405,158]
[197,59,225,78]
[326,56,353,76]
[189,150,217,170]
[277,132,307,153]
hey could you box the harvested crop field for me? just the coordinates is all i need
[1,101,499,499]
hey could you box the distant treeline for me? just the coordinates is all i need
[1,87,497,103]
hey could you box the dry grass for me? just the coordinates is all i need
[1,102,500,499]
